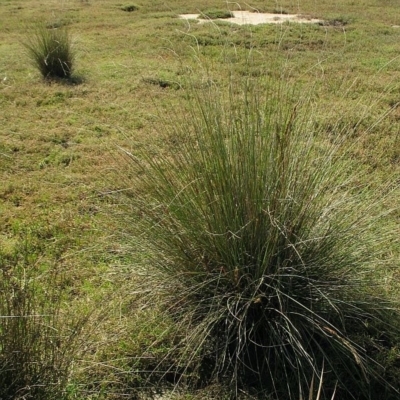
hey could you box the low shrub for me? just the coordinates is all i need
[23,23,74,79]
[120,77,400,399]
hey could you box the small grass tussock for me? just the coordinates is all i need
[200,9,234,20]
[23,23,75,79]
[142,76,181,90]
[45,19,70,29]
[121,4,138,12]
[272,8,289,15]
[0,230,88,400]
[119,76,400,399]
[323,15,353,27]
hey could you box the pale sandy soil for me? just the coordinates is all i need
[179,11,323,25]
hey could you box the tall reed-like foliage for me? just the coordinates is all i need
[121,77,399,399]
[23,24,74,79]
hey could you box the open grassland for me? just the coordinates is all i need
[1,0,400,399]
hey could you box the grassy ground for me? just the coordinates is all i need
[1,0,400,398]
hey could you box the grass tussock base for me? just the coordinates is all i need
[119,77,400,399]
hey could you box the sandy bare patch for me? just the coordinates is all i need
[179,11,323,26]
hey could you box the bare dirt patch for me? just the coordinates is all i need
[179,11,323,25]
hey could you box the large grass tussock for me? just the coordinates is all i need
[121,77,400,399]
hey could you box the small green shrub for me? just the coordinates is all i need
[200,9,234,19]
[23,24,74,79]
[121,76,400,399]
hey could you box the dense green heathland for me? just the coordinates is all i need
[1,1,399,399]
